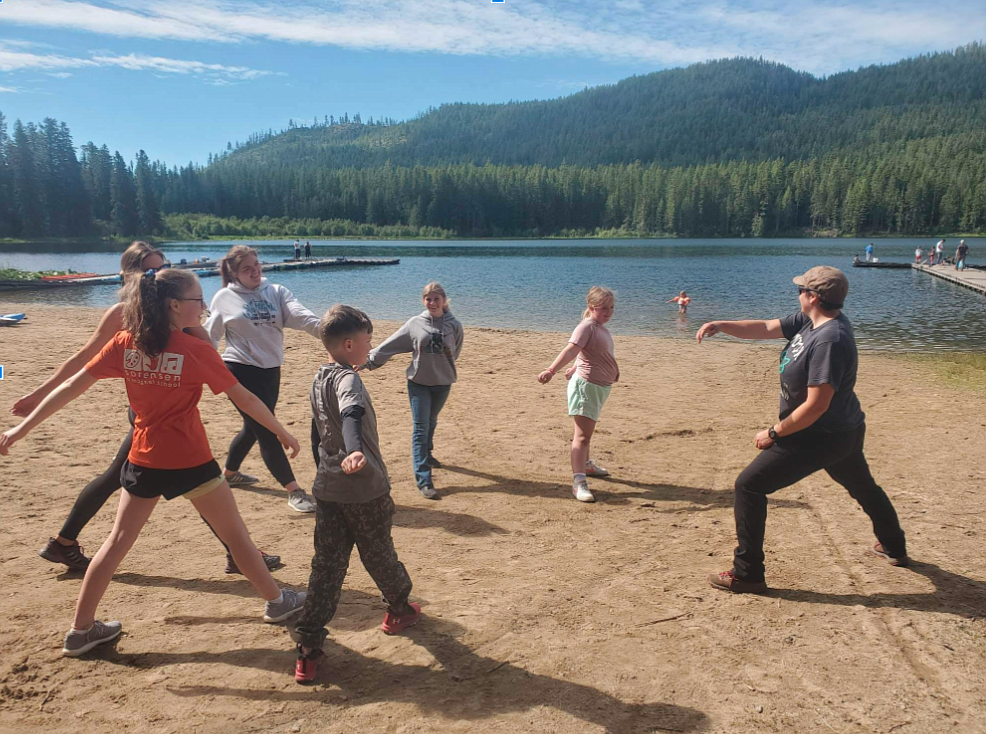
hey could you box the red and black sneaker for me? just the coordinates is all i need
[381,602,422,635]
[872,542,910,567]
[225,550,282,574]
[294,645,324,684]
[708,570,768,594]
[39,537,91,571]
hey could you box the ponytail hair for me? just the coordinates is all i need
[219,244,259,287]
[422,281,450,313]
[122,268,199,357]
[582,286,615,320]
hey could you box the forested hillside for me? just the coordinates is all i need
[2,44,984,240]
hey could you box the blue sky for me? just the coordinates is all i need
[1,0,984,167]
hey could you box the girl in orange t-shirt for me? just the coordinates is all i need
[1,269,306,657]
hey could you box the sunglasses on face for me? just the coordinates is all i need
[177,297,208,307]
[797,287,818,296]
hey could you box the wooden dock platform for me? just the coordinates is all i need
[0,257,399,291]
[912,263,986,295]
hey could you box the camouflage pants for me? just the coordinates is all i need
[293,493,412,649]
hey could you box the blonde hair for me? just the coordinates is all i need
[582,286,615,320]
[422,281,450,313]
[122,268,199,357]
[219,245,259,287]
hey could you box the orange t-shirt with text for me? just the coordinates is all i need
[85,330,238,469]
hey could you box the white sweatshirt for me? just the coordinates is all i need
[205,277,320,369]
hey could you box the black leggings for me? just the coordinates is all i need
[732,423,907,582]
[224,362,295,487]
[57,426,133,541]
[57,410,232,554]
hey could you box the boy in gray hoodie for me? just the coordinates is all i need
[293,305,420,684]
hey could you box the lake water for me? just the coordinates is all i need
[1,237,984,352]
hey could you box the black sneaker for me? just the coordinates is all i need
[39,538,91,571]
[425,456,442,469]
[226,550,282,574]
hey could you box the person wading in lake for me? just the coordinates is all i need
[696,266,909,593]
[206,245,322,513]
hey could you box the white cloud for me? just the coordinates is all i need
[0,85,22,93]
[1,0,984,74]
[0,43,273,82]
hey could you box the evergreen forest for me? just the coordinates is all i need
[1,44,984,240]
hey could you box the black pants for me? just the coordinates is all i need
[733,423,907,583]
[292,494,413,649]
[58,427,133,541]
[225,362,295,487]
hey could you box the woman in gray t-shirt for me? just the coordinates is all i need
[695,266,908,594]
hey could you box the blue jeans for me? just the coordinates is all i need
[407,380,451,488]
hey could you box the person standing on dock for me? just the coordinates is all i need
[955,240,969,270]
[695,265,909,593]
[359,282,464,500]
[294,240,302,261]
[206,245,322,514]
[934,239,946,266]
[914,246,923,264]
[865,243,874,262]
[305,241,312,260]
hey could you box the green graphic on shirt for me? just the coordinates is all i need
[779,351,791,374]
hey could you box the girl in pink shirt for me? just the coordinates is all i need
[538,287,619,503]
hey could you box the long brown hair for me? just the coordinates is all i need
[122,268,198,357]
[219,244,259,287]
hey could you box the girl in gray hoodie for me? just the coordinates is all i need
[361,282,463,499]
[205,245,322,514]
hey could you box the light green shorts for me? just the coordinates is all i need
[567,374,611,422]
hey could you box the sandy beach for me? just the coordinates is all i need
[0,304,984,734]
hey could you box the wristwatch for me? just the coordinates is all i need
[767,427,779,440]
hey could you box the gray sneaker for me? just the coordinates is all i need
[419,483,439,500]
[225,470,260,488]
[287,489,316,513]
[62,620,123,657]
[264,588,307,623]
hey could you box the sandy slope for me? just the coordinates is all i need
[0,305,983,734]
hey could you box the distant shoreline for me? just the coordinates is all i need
[2,231,983,250]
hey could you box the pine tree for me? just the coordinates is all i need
[135,149,161,234]
[110,151,138,237]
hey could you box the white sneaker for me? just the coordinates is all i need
[585,459,610,477]
[572,480,595,503]
[287,489,316,513]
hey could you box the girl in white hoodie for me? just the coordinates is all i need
[206,245,322,513]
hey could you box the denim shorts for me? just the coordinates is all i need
[567,375,611,422]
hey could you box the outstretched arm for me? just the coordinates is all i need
[225,382,300,457]
[538,342,582,384]
[11,303,122,416]
[1,369,98,455]
[696,319,783,343]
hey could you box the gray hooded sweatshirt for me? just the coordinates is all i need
[204,277,320,369]
[365,310,464,386]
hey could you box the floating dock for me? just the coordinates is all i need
[911,263,986,295]
[0,257,399,291]
[851,261,912,269]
